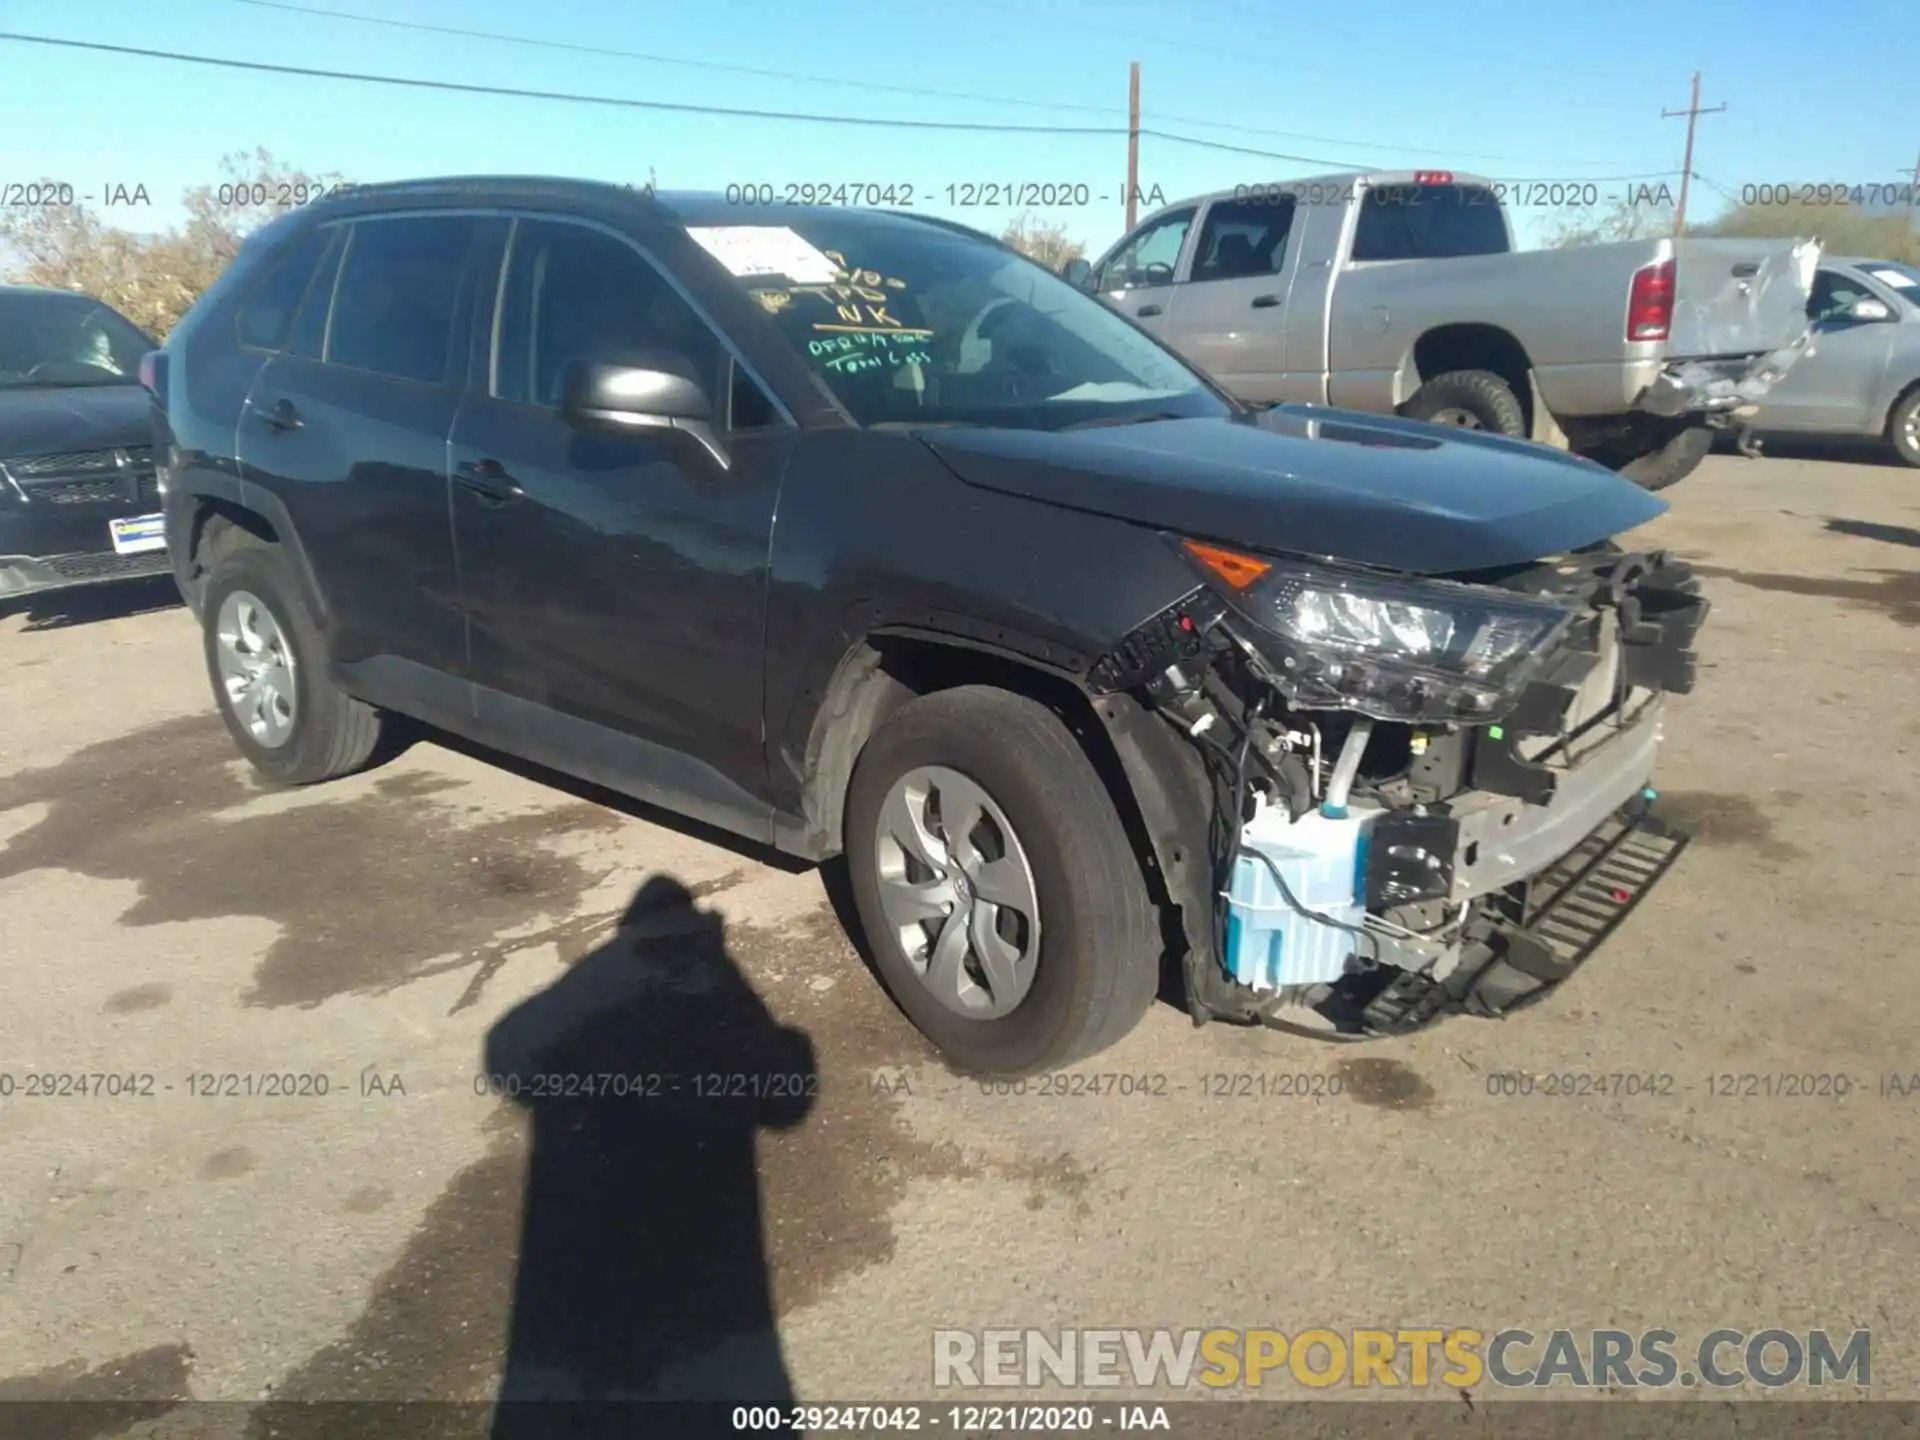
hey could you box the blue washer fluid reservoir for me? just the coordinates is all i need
[1224,805,1374,992]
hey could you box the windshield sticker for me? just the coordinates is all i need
[687,226,841,284]
[754,251,930,338]
[808,331,933,374]
[1868,268,1916,289]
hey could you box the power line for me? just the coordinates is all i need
[0,30,1683,185]
[223,0,1649,169]
[226,0,1124,123]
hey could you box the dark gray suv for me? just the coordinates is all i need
[148,177,1708,1074]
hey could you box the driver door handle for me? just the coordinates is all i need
[1251,294,1282,309]
[1136,304,1164,318]
[454,457,524,504]
[249,397,303,432]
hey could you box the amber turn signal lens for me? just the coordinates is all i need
[1181,539,1272,591]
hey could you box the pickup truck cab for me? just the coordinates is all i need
[1074,170,1820,491]
[151,178,1708,1075]
[1745,257,1920,465]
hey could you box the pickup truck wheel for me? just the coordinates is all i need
[1888,388,1920,468]
[201,542,385,785]
[843,685,1159,1076]
[1609,421,1714,492]
[1400,370,1527,436]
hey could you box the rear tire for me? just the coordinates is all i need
[1400,370,1528,436]
[1887,388,1920,468]
[200,536,384,785]
[1610,421,1715,492]
[843,685,1159,1076]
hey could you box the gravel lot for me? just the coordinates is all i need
[1,450,1916,1426]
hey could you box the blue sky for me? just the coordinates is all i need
[2,0,1914,256]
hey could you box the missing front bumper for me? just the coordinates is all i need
[1352,800,1691,1035]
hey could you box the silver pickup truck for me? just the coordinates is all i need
[1068,170,1821,490]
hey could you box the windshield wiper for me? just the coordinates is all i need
[1058,410,1188,431]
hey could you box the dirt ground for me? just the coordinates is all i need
[1,448,1916,1428]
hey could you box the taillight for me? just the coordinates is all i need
[1627,260,1675,342]
[138,349,160,392]
[1412,170,1455,185]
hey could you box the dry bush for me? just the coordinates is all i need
[0,150,346,339]
[1544,190,1917,262]
[1544,195,1677,248]
[999,213,1086,270]
[1695,198,1918,262]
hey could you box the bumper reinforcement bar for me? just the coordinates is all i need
[1358,799,1691,1035]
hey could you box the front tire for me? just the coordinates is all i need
[1887,388,1920,468]
[843,685,1159,1076]
[200,538,384,785]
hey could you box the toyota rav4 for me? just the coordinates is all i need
[149,179,1707,1075]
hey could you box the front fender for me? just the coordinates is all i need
[760,430,1205,821]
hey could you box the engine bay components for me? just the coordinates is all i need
[1087,539,1708,1038]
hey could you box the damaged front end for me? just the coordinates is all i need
[1087,538,1709,1038]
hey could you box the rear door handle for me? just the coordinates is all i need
[1136,304,1164,318]
[454,457,524,504]
[249,397,303,432]
[1251,294,1283,309]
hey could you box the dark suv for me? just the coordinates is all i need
[1,285,168,602]
[152,178,1709,1075]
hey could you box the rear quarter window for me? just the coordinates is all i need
[235,222,335,351]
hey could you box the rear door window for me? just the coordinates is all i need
[1189,197,1298,282]
[1350,184,1509,262]
[324,215,479,384]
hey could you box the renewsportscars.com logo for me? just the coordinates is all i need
[932,1328,1872,1391]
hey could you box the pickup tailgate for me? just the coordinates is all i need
[1667,236,1821,358]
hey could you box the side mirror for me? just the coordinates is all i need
[1060,257,1094,292]
[1842,297,1892,322]
[557,356,728,469]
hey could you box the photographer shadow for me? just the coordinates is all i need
[484,875,815,1438]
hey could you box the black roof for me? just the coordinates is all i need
[302,176,992,241]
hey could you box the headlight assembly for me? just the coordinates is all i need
[1179,538,1578,723]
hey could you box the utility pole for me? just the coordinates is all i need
[1661,72,1726,238]
[1904,150,1920,257]
[1125,62,1141,232]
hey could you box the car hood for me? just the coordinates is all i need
[0,384,151,462]
[918,406,1667,575]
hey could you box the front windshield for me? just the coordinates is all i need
[0,292,153,388]
[1861,262,1920,309]
[693,212,1230,430]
